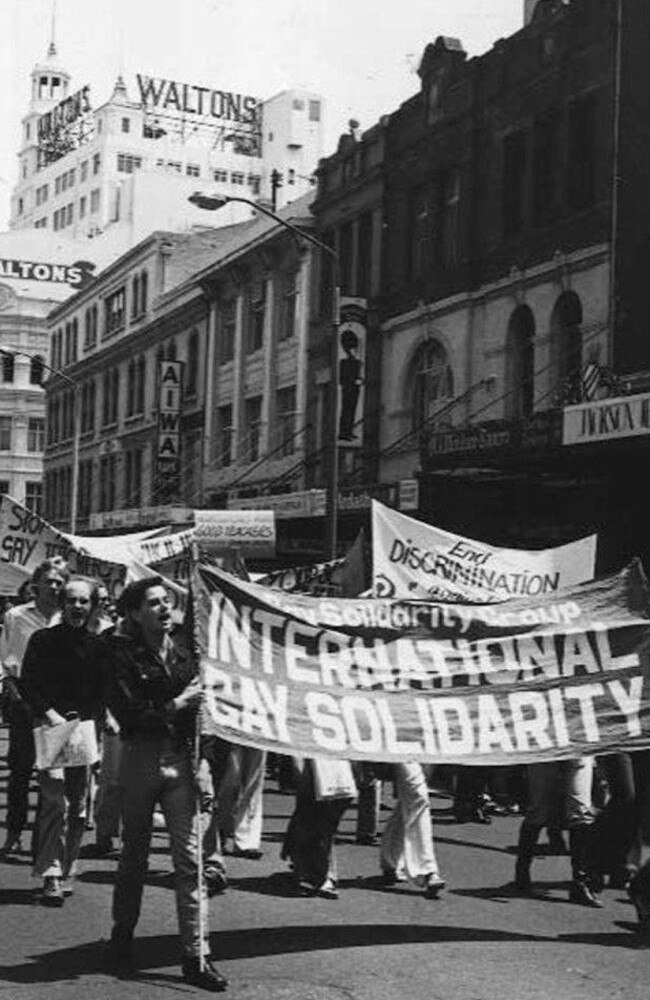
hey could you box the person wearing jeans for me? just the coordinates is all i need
[105,576,227,993]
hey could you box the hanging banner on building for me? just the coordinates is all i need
[193,559,650,764]
[257,530,366,596]
[337,297,367,448]
[371,501,597,602]
[194,509,276,558]
[0,496,126,598]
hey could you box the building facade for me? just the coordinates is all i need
[11,41,324,254]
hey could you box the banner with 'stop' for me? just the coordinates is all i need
[371,501,597,602]
[194,558,650,765]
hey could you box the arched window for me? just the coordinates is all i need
[30,355,44,385]
[411,340,454,432]
[186,329,199,397]
[550,291,583,404]
[505,306,535,419]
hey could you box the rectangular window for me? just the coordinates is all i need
[80,160,88,182]
[409,185,434,280]
[66,202,73,225]
[245,397,262,463]
[79,195,86,219]
[533,111,559,225]
[186,163,200,177]
[248,174,261,194]
[441,168,461,267]
[27,418,45,452]
[68,168,75,186]
[117,153,143,174]
[0,416,12,451]
[247,282,265,353]
[567,95,596,212]
[279,272,297,341]
[219,298,237,363]
[309,100,321,122]
[104,287,126,337]
[93,152,101,175]
[90,188,100,213]
[231,172,245,185]
[25,481,42,515]
[213,169,228,182]
[502,130,528,237]
[276,386,297,456]
[121,117,131,133]
[218,405,233,467]
[0,480,9,497]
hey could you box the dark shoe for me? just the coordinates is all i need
[0,831,22,856]
[61,876,76,897]
[41,876,65,907]
[230,848,263,860]
[205,866,228,895]
[569,878,604,908]
[106,927,135,977]
[381,868,408,886]
[608,867,635,890]
[182,956,228,992]
[424,873,446,899]
[356,834,380,846]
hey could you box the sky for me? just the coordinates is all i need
[0,0,523,228]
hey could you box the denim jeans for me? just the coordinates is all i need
[112,738,208,960]
[33,765,88,878]
[524,758,594,830]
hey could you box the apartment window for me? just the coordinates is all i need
[218,405,233,467]
[568,95,596,212]
[248,174,261,194]
[55,176,62,195]
[533,111,559,225]
[61,173,68,192]
[25,481,43,515]
[34,217,48,229]
[102,368,120,425]
[412,340,454,432]
[409,185,434,280]
[185,330,199,397]
[502,130,528,237]
[93,152,101,174]
[213,169,228,183]
[79,195,86,219]
[84,304,98,349]
[124,449,143,507]
[0,416,12,451]
[279,272,297,341]
[68,168,75,187]
[356,212,373,298]
[79,459,94,517]
[127,359,136,416]
[99,454,117,511]
[66,203,74,226]
[90,189,100,213]
[30,356,44,385]
[231,172,245,185]
[117,153,143,173]
[247,281,265,353]
[186,163,200,178]
[136,355,145,413]
[309,100,321,122]
[53,209,60,231]
[167,161,182,173]
[0,480,9,497]
[121,117,131,133]
[81,379,96,433]
[441,168,461,267]
[219,298,237,362]
[80,160,88,182]
[245,396,262,462]
[104,287,126,337]
[131,270,148,319]
[2,354,14,383]
[27,418,45,452]
[276,386,297,456]
[293,98,305,111]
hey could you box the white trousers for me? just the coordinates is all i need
[380,762,440,886]
[218,746,266,851]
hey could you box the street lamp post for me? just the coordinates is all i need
[0,349,80,534]
[188,191,341,560]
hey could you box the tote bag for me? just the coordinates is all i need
[33,719,99,771]
[312,756,358,801]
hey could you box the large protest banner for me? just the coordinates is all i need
[371,501,597,603]
[0,496,126,597]
[193,559,650,765]
[257,530,367,597]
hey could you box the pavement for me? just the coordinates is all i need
[0,730,648,1000]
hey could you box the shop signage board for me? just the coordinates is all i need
[371,501,597,602]
[194,509,276,558]
[423,412,562,467]
[231,490,327,520]
[37,85,93,166]
[563,392,650,446]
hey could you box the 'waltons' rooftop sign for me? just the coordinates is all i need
[136,74,260,127]
[0,259,96,289]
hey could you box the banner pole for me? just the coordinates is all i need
[190,539,206,973]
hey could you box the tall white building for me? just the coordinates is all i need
[10,42,325,253]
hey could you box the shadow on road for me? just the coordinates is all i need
[0,922,561,985]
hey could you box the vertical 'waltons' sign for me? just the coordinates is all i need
[136,74,260,128]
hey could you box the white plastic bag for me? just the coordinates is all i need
[311,756,357,801]
[33,719,99,770]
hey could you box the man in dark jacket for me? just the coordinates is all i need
[104,576,227,993]
[21,577,107,906]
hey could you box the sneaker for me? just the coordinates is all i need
[182,956,228,992]
[316,877,339,900]
[424,873,446,899]
[41,876,65,907]
[381,868,408,886]
[204,866,229,895]
[61,876,76,897]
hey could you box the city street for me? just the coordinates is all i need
[0,732,648,1000]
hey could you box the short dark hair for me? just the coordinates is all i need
[117,576,165,616]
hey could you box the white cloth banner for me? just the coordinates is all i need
[371,500,597,603]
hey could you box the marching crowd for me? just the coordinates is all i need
[1,559,650,994]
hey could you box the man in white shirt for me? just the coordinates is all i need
[0,558,68,855]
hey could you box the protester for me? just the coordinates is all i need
[20,577,107,905]
[380,762,446,899]
[104,576,227,992]
[513,758,601,907]
[0,558,68,856]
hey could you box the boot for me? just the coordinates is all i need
[513,823,539,893]
[568,826,603,908]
